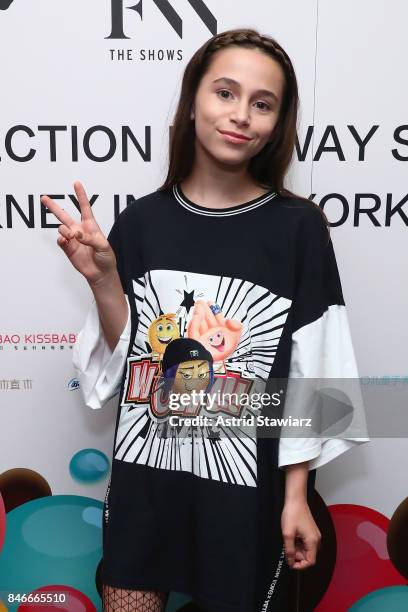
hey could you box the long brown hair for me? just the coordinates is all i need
[156,27,329,237]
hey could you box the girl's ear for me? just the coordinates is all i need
[190,104,195,120]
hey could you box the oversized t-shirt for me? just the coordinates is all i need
[73,183,369,612]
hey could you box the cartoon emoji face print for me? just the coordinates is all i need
[148,314,180,356]
[207,330,226,352]
[187,300,242,362]
[172,359,211,395]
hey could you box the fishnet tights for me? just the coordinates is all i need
[102,584,169,611]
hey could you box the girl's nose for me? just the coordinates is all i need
[230,103,250,125]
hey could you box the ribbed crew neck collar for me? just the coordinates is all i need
[173,183,277,217]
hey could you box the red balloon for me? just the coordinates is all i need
[315,504,406,612]
[0,493,5,552]
[18,585,96,612]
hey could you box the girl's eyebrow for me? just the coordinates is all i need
[212,76,279,103]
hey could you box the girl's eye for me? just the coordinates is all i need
[216,90,271,111]
[217,89,232,100]
[255,101,271,111]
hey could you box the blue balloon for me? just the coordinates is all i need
[350,586,408,611]
[166,592,194,611]
[0,495,103,611]
[69,449,110,483]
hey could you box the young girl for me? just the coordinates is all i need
[41,28,369,612]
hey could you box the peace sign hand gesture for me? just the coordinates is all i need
[40,181,117,287]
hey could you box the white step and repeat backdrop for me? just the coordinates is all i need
[1,1,407,611]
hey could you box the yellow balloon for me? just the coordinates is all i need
[0,598,8,611]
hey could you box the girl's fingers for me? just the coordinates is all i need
[57,235,68,249]
[58,224,75,240]
[73,180,94,222]
[75,229,109,253]
[303,540,318,565]
[41,181,96,227]
[57,222,108,253]
[41,195,75,228]
[283,533,296,567]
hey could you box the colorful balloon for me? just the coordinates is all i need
[387,496,408,578]
[315,504,406,612]
[18,584,96,611]
[0,492,5,552]
[0,469,51,512]
[69,450,110,484]
[349,585,408,611]
[166,592,195,611]
[172,600,201,611]
[0,495,103,611]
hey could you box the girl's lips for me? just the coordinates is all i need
[218,130,252,143]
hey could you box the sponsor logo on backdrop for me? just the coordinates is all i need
[68,378,80,391]
[0,333,77,351]
[0,378,32,390]
[107,0,217,39]
[361,376,408,385]
[0,0,14,11]
[106,0,217,62]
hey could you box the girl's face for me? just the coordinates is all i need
[191,46,285,167]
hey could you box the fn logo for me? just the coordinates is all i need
[106,0,217,39]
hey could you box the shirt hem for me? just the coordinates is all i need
[101,572,249,612]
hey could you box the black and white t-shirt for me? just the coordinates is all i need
[73,183,369,612]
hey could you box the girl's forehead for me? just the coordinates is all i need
[203,47,285,90]
[209,46,277,70]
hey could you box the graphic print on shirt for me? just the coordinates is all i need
[116,269,291,487]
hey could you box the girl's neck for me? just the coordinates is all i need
[179,174,271,210]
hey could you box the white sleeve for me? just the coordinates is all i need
[72,294,131,410]
[278,305,370,470]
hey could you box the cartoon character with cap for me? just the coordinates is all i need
[158,338,220,442]
[161,337,214,399]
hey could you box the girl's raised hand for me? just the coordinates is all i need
[40,181,117,286]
